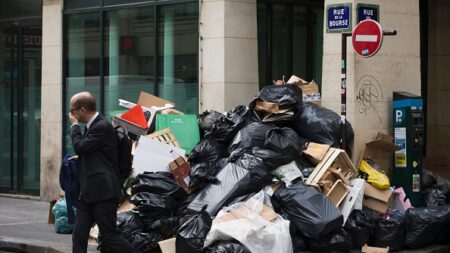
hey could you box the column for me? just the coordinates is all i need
[200,0,259,112]
[40,0,63,201]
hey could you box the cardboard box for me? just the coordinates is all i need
[169,156,193,194]
[359,132,401,180]
[363,182,394,213]
[286,75,321,105]
[158,238,176,253]
[299,80,321,105]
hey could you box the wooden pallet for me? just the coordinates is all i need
[146,128,181,148]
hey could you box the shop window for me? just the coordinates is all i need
[63,1,199,153]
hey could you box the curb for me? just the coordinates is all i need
[0,239,62,253]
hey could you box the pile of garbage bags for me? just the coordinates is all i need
[110,82,450,253]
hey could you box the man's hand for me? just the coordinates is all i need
[68,155,78,160]
[69,113,79,124]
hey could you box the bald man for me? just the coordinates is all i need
[68,92,138,253]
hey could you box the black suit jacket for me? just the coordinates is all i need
[70,114,120,203]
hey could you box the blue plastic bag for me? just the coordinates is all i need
[52,197,76,234]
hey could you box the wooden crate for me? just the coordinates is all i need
[306,148,356,207]
[146,128,181,148]
[306,148,356,186]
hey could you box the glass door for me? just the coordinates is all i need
[0,19,42,195]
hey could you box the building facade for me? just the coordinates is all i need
[0,0,448,201]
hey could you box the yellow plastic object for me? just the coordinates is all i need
[359,159,390,190]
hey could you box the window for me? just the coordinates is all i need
[63,1,199,152]
[257,0,324,87]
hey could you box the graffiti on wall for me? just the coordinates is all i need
[356,74,383,124]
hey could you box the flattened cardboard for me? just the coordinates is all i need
[158,237,176,253]
[363,182,394,213]
[138,91,174,108]
[359,132,401,180]
[304,142,331,164]
[255,101,280,113]
[361,244,389,253]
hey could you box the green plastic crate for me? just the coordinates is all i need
[155,114,200,154]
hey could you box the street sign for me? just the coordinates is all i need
[352,19,383,57]
[357,4,379,23]
[326,4,352,32]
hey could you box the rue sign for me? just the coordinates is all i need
[352,19,383,57]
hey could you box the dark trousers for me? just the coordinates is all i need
[72,199,138,253]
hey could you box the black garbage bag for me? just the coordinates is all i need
[436,175,450,202]
[131,192,177,219]
[115,212,162,253]
[131,232,164,253]
[189,162,220,189]
[144,216,179,237]
[228,122,277,154]
[188,151,274,216]
[264,127,308,160]
[188,139,227,165]
[116,211,145,240]
[251,147,292,169]
[249,84,302,123]
[176,206,212,253]
[272,181,343,239]
[204,105,258,144]
[371,209,405,251]
[295,156,316,178]
[204,240,251,253]
[422,169,436,189]
[250,84,302,108]
[344,210,374,248]
[131,172,186,200]
[423,188,447,207]
[305,228,352,253]
[405,205,450,249]
[177,190,201,217]
[198,110,223,132]
[291,102,354,148]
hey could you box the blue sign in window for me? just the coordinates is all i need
[327,4,352,32]
[357,4,379,23]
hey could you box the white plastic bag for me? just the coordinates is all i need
[204,190,293,253]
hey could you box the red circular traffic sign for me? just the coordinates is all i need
[352,19,383,57]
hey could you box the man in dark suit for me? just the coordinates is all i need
[68,91,138,253]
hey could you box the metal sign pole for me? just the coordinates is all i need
[340,30,397,152]
[341,32,352,152]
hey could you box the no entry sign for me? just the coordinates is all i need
[352,19,383,57]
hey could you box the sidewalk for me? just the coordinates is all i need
[1,196,450,253]
[0,196,97,253]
